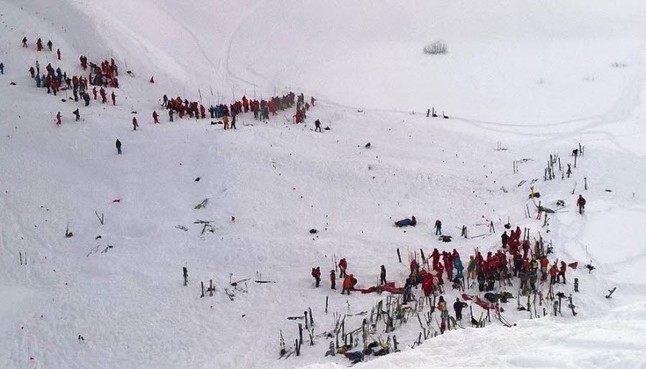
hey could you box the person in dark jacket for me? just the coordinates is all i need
[72,109,80,122]
[501,231,509,248]
[330,270,336,290]
[395,216,416,227]
[577,195,586,214]
[380,265,387,285]
[453,298,465,321]
[115,139,122,155]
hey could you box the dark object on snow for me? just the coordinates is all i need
[394,216,416,227]
[556,292,566,299]
[605,287,617,298]
[440,235,452,242]
[10,82,16,85]
[529,192,541,199]
[484,292,500,303]
[585,264,595,273]
[194,177,201,182]
[504,223,511,229]
[95,235,102,240]
[309,229,318,234]
[556,200,565,206]
[605,189,612,192]
[572,149,579,157]
[470,317,479,327]
[324,126,331,130]
[365,142,371,149]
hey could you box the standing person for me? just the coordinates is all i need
[230,114,237,130]
[22,36,28,48]
[501,231,509,248]
[55,112,62,126]
[132,117,139,131]
[539,255,550,281]
[152,111,159,124]
[111,91,116,106]
[549,264,558,285]
[557,261,567,284]
[36,38,43,51]
[99,87,107,103]
[577,195,586,214]
[329,270,336,290]
[311,267,321,288]
[453,298,465,321]
[222,114,229,130]
[0,62,4,75]
[115,139,122,155]
[467,256,476,281]
[168,109,174,122]
[72,109,80,122]
[83,92,90,106]
[434,220,442,235]
[341,274,353,295]
[47,40,53,51]
[338,258,347,278]
[437,296,448,333]
[380,265,387,285]
[314,119,322,132]
[56,48,61,60]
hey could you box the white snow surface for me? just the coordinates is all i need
[1,0,646,368]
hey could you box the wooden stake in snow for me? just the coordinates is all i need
[94,211,104,225]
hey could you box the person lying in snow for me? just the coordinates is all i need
[394,216,416,227]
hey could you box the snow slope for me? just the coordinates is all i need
[0,0,645,368]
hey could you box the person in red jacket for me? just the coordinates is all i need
[436,262,445,285]
[431,248,441,270]
[152,111,159,124]
[549,264,558,285]
[421,274,434,296]
[36,38,43,51]
[539,255,550,281]
[311,267,321,288]
[338,258,347,278]
[341,274,354,295]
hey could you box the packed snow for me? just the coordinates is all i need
[0,0,645,368]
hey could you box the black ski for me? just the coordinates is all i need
[605,287,617,299]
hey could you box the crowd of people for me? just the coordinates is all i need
[159,91,316,128]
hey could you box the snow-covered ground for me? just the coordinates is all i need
[1,0,645,368]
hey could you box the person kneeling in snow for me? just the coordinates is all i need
[394,216,416,227]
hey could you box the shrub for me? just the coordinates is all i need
[423,41,448,55]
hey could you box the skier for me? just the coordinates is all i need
[56,48,61,60]
[394,216,416,227]
[453,298,465,321]
[576,195,586,214]
[501,231,509,248]
[539,255,550,281]
[132,117,139,131]
[22,36,28,48]
[454,256,464,279]
[437,296,448,333]
[329,270,336,289]
[311,267,321,288]
[380,265,387,286]
[434,219,442,235]
[230,114,237,130]
[72,109,80,122]
[341,274,354,295]
[47,40,53,51]
[467,256,476,280]
[338,258,347,278]
[99,87,107,103]
[549,264,558,285]
[111,91,116,106]
[152,111,159,124]
[55,112,62,126]
[115,139,122,155]
[314,119,322,132]
[557,261,567,284]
